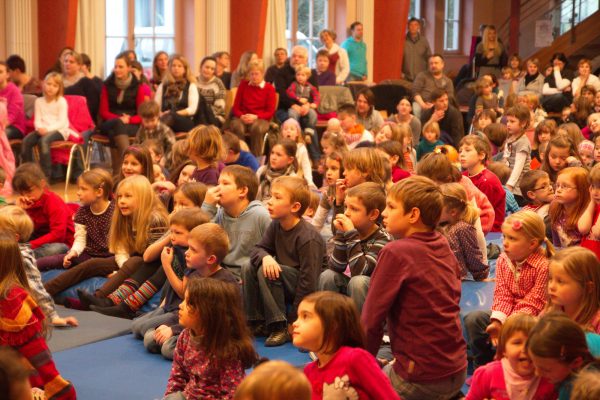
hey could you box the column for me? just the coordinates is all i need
[6,0,38,77]
[207,0,230,56]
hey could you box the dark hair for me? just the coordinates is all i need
[550,52,568,66]
[349,21,362,31]
[80,53,92,69]
[5,55,25,73]
[12,163,46,192]
[408,17,421,24]
[541,135,581,182]
[520,170,550,202]
[316,49,330,59]
[273,47,288,55]
[0,167,5,184]
[169,207,210,231]
[505,104,531,127]
[212,51,230,60]
[138,100,160,119]
[273,138,298,172]
[487,161,512,185]
[484,123,508,148]
[429,53,445,62]
[377,140,406,168]
[356,88,376,117]
[346,182,386,214]
[120,146,155,184]
[337,103,357,117]
[221,165,259,201]
[416,152,455,183]
[430,88,448,102]
[200,56,217,68]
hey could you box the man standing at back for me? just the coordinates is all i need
[402,18,431,83]
[341,21,367,82]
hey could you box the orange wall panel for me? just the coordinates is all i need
[37,0,78,77]
[373,0,410,82]
[230,0,268,68]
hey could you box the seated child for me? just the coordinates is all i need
[487,161,520,216]
[312,49,336,87]
[222,132,259,172]
[520,169,553,224]
[580,164,600,259]
[318,182,392,313]
[550,167,589,248]
[531,119,557,169]
[302,191,320,224]
[338,104,373,149]
[12,163,74,259]
[256,138,299,203]
[234,360,311,400]
[416,121,444,161]
[579,139,595,168]
[312,151,344,233]
[471,109,496,136]
[280,118,316,189]
[475,76,502,116]
[135,100,176,161]
[153,163,166,182]
[188,125,223,186]
[285,64,320,157]
[483,122,508,162]
[376,140,411,183]
[243,176,325,347]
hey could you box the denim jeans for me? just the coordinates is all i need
[318,269,370,313]
[22,131,65,175]
[463,310,495,369]
[144,329,178,360]
[33,243,69,260]
[384,363,466,400]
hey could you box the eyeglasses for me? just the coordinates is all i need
[554,183,576,191]
[533,183,554,191]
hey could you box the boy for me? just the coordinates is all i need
[416,121,444,160]
[487,161,520,216]
[0,166,6,205]
[312,49,336,86]
[222,132,259,172]
[503,104,532,204]
[338,103,373,149]
[243,176,325,346]
[318,182,391,313]
[362,176,466,400]
[202,165,271,277]
[286,64,320,151]
[520,169,554,222]
[302,190,320,224]
[135,100,176,160]
[459,135,505,231]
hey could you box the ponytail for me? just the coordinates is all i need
[543,237,555,258]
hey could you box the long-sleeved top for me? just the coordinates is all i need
[357,109,384,132]
[465,168,506,232]
[341,37,367,78]
[250,219,325,321]
[491,250,549,323]
[474,42,508,78]
[416,138,444,160]
[362,231,467,383]
[412,71,456,105]
[441,221,489,281]
[27,189,75,249]
[232,80,276,121]
[543,68,572,96]
[34,96,73,140]
[312,69,337,86]
[99,75,149,125]
[64,77,101,121]
[402,33,432,82]
[516,73,545,97]
[0,81,25,133]
[197,76,227,121]
[20,243,59,320]
[388,114,423,146]
[71,201,115,258]
[286,81,320,107]
[320,43,350,83]
[328,226,392,277]
[505,187,520,215]
[135,122,176,157]
[155,81,199,117]
[503,134,531,196]
[226,150,259,172]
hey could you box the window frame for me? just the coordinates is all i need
[285,0,329,66]
[443,0,461,52]
[409,0,421,19]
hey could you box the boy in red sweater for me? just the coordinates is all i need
[361,176,466,400]
[459,135,506,231]
[12,163,74,259]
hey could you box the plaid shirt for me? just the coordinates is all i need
[19,243,59,320]
[491,249,549,323]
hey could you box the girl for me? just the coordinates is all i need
[541,135,582,183]
[256,138,298,203]
[173,182,207,212]
[36,169,115,271]
[22,72,75,175]
[188,124,223,186]
[292,291,400,400]
[579,140,595,168]
[312,151,344,233]
[527,312,600,400]
[320,130,348,157]
[557,122,585,148]
[376,140,411,183]
[546,247,600,333]
[119,145,155,184]
[439,182,489,281]
[230,51,258,89]
[164,277,257,399]
[155,161,197,210]
[464,210,554,369]
[550,167,590,247]
[588,112,600,141]
[281,118,315,189]
[398,122,416,173]
[531,119,557,169]
[0,233,77,399]
[466,314,555,400]
[374,121,402,145]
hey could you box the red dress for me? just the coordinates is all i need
[581,204,600,259]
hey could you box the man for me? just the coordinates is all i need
[341,21,367,81]
[265,48,288,83]
[5,55,42,95]
[402,18,431,83]
[420,89,464,147]
[412,54,457,119]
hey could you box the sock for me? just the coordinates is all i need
[107,279,138,305]
[123,281,159,311]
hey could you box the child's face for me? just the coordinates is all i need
[459,144,484,171]
[267,185,297,220]
[177,165,196,186]
[548,261,584,312]
[343,167,366,188]
[537,129,552,144]
[324,158,341,186]
[579,149,594,168]
[501,70,512,80]
[528,176,554,204]
[344,196,376,232]
[591,182,600,204]
[595,92,600,107]
[116,187,137,216]
[510,58,520,69]
[296,71,308,85]
[478,116,492,130]
[121,154,143,178]
[178,293,200,331]
[439,205,456,224]
[281,123,300,142]
[173,190,195,211]
[339,113,356,132]
[481,84,492,96]
[321,139,333,156]
[504,331,535,378]
[76,180,101,205]
[153,164,165,182]
[216,172,244,208]
[589,114,600,133]
[142,116,159,131]
[528,352,578,384]
[18,184,44,203]
[269,145,294,170]
[423,129,438,143]
[316,56,329,72]
[548,146,570,172]
[594,141,600,163]
[44,78,60,98]
[553,174,578,206]
[375,125,392,145]
[149,148,161,164]
[506,116,524,137]
[381,196,412,238]
[169,223,190,247]
[185,238,212,270]
[292,300,323,352]
[502,225,537,263]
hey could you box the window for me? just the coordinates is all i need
[105,0,175,75]
[559,0,599,34]
[409,0,421,19]
[285,0,328,65]
[444,0,460,51]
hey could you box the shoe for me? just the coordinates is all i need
[90,303,136,319]
[265,328,290,347]
[77,289,113,309]
[250,323,269,338]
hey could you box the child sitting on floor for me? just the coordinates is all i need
[338,104,373,149]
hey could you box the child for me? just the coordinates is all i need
[487,161,520,216]
[374,121,402,145]
[119,145,155,183]
[579,139,595,168]
[21,72,75,176]
[12,163,74,259]
[376,140,411,183]
[581,164,600,257]
[164,277,257,400]
[320,129,348,157]
[318,182,392,313]
[234,360,311,400]
[0,347,40,400]
[312,151,344,233]
[503,104,532,205]
[303,191,320,223]
[338,104,373,149]
[557,122,584,149]
[312,49,336,86]
[439,182,489,280]
[171,181,207,212]
[595,135,600,165]
[243,176,325,346]
[135,100,176,161]
[519,170,553,235]
[527,312,600,400]
[285,64,320,151]
[483,122,508,161]
[531,119,557,169]
[541,135,582,183]
[465,210,554,370]
[293,292,400,400]
[475,76,502,116]
[188,124,223,186]
[416,121,444,161]
[281,118,315,189]
[222,132,259,172]
[256,138,298,203]
[153,163,166,182]
[362,176,467,399]
[398,122,417,172]
[546,247,600,333]
[550,166,590,248]
[0,232,76,399]
[471,109,496,136]
[143,139,166,168]
[459,134,506,231]
[465,313,556,400]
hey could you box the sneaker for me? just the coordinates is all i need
[90,303,136,319]
[77,289,113,309]
[265,328,290,347]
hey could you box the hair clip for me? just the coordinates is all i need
[512,220,523,231]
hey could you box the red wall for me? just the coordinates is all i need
[37,0,78,77]
[229,0,268,68]
[373,0,410,82]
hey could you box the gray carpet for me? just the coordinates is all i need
[48,306,132,353]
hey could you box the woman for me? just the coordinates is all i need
[197,56,227,125]
[98,54,150,176]
[355,88,383,132]
[516,58,544,97]
[213,51,232,89]
[319,29,350,84]
[230,51,258,89]
[542,52,574,113]
[62,50,101,120]
[154,54,199,133]
[150,51,169,93]
[475,25,507,78]
[388,96,422,145]
[45,46,74,75]
[572,58,600,98]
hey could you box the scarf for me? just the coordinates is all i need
[114,73,133,104]
[259,164,296,201]
[501,357,541,400]
[524,72,539,86]
[164,79,187,109]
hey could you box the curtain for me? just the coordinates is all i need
[262,0,287,67]
[75,0,107,78]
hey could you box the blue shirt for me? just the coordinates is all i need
[229,150,259,172]
[341,37,367,77]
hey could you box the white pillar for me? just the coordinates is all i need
[6,0,38,77]
[207,0,230,55]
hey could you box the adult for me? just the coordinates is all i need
[230,60,276,157]
[62,51,102,121]
[5,55,42,95]
[319,29,350,84]
[402,17,431,82]
[516,58,544,97]
[230,51,258,89]
[154,54,199,133]
[421,89,464,147]
[45,46,73,75]
[150,51,169,93]
[541,52,574,113]
[474,25,507,78]
[0,61,25,147]
[196,56,227,125]
[212,51,232,89]
[412,54,457,119]
[388,96,422,145]
[341,21,367,81]
[356,88,383,132]
[572,58,600,98]
[98,53,150,175]
[265,48,288,83]
[80,53,104,93]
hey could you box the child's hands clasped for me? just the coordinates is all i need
[333,214,355,233]
[262,255,282,280]
[154,324,174,345]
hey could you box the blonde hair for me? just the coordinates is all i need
[43,72,64,100]
[440,182,479,225]
[0,206,34,242]
[189,222,230,264]
[547,247,600,331]
[502,210,555,258]
[571,366,600,399]
[481,25,500,57]
[422,121,440,140]
[164,54,196,84]
[247,59,265,74]
[188,124,224,165]
[294,64,311,77]
[496,313,537,359]
[234,361,311,400]
[343,147,389,187]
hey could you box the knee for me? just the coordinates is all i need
[347,275,370,293]
[464,311,489,331]
[318,269,337,288]
[143,329,160,353]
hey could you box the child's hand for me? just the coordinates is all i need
[262,255,282,280]
[161,247,174,268]
[154,325,173,345]
[16,196,34,209]
[335,179,347,205]
[204,186,221,205]
[486,320,502,346]
[31,387,45,400]
[62,250,78,268]
[52,316,79,327]
[299,98,308,104]
[333,214,354,232]
[152,180,176,194]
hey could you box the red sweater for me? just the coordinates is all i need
[28,189,75,249]
[98,84,150,125]
[232,80,276,120]
[464,168,506,232]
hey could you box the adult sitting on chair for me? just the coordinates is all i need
[98,53,150,176]
[229,60,276,157]
[421,88,464,147]
[63,51,102,122]
[412,54,456,119]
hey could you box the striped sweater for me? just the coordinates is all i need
[328,226,392,277]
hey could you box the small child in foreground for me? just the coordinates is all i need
[234,360,311,400]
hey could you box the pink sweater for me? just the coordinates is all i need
[0,82,25,133]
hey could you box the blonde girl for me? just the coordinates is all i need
[466,314,555,400]
[312,151,344,233]
[292,291,400,400]
[22,72,74,174]
[374,121,402,145]
[320,130,348,157]
[550,166,590,247]
[256,138,298,203]
[464,210,554,369]
[439,183,489,281]
[187,124,224,186]
[281,118,315,189]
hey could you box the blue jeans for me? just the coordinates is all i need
[22,131,65,175]
[464,310,495,369]
[33,243,69,260]
[318,269,370,313]
[384,363,466,400]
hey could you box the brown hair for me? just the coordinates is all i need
[12,163,47,192]
[221,165,259,201]
[519,169,550,202]
[138,100,160,119]
[169,207,210,231]
[337,103,357,117]
[173,182,208,208]
[188,125,224,165]
[356,88,376,118]
[0,167,5,184]
[505,104,530,129]
[307,191,320,213]
[346,182,387,214]
[0,206,34,242]
[487,161,511,185]
[316,49,330,59]
[571,365,600,400]
[496,313,537,359]
[534,119,557,147]
[549,167,590,232]
[416,152,455,183]
[120,146,155,184]
[167,139,190,171]
[0,232,30,298]
[541,135,582,182]
[189,223,230,264]
[377,140,406,168]
[234,360,311,400]
[557,123,585,149]
[388,175,443,229]
[343,147,388,187]
[222,132,241,154]
[142,138,164,158]
[483,123,508,148]
[459,134,491,163]
[271,176,311,216]
[79,168,114,200]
